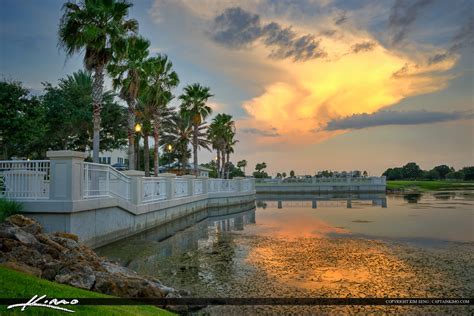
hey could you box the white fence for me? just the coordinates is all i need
[142,177,167,202]
[83,162,131,200]
[0,160,50,200]
[0,156,255,205]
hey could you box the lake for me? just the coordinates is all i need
[97,191,474,314]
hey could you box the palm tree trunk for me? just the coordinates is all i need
[153,116,160,177]
[220,149,226,179]
[216,148,220,178]
[226,151,230,179]
[92,66,104,163]
[144,131,150,177]
[127,99,137,170]
[193,123,198,177]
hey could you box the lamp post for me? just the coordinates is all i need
[134,123,142,170]
[166,144,173,172]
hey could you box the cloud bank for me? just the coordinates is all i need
[323,110,473,131]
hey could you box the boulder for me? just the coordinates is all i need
[55,264,96,290]
[50,235,79,250]
[53,232,79,242]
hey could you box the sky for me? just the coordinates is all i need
[1,0,473,176]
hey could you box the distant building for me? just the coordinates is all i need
[159,162,211,177]
[90,148,129,168]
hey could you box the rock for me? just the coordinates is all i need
[53,232,79,242]
[41,261,63,281]
[55,264,96,290]
[0,237,21,252]
[6,215,38,228]
[50,235,79,250]
[1,261,42,277]
[13,229,38,245]
[101,261,138,277]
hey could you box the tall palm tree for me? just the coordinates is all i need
[58,0,137,162]
[225,137,238,179]
[208,113,234,178]
[142,55,179,176]
[179,84,213,176]
[108,35,150,170]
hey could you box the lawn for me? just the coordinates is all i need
[0,267,174,315]
[386,180,474,191]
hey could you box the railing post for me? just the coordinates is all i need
[46,151,86,201]
[182,175,194,196]
[160,173,176,200]
[123,170,145,204]
[199,176,208,194]
[234,177,244,192]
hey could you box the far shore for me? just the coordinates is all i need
[386,180,474,192]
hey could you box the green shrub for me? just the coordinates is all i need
[0,198,23,221]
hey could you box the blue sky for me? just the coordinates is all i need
[1,0,473,175]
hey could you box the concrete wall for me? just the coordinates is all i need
[25,191,256,248]
[3,151,256,248]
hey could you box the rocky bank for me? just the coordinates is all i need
[0,215,187,311]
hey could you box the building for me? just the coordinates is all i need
[96,148,129,168]
[159,162,212,177]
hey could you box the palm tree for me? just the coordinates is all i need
[141,55,179,176]
[58,0,138,162]
[225,136,238,179]
[179,84,213,176]
[108,35,150,170]
[208,113,234,178]
[237,160,247,175]
[161,110,210,175]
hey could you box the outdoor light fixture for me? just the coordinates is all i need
[167,144,173,152]
[134,123,142,133]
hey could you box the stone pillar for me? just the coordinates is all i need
[123,170,145,204]
[182,175,195,196]
[233,177,244,192]
[198,176,209,194]
[160,173,176,200]
[47,150,87,201]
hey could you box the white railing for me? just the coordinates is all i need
[142,177,167,202]
[194,179,204,195]
[83,163,130,200]
[0,160,50,200]
[174,178,189,197]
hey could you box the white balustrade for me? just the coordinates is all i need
[142,177,167,202]
[1,156,255,204]
[0,160,50,200]
[83,162,130,200]
[174,178,189,197]
[194,179,204,195]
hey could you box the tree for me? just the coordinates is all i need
[433,165,451,179]
[446,171,465,180]
[401,162,423,179]
[0,81,46,159]
[208,113,234,178]
[253,162,268,178]
[237,160,247,175]
[290,170,295,178]
[59,0,138,162]
[423,169,440,180]
[42,70,127,153]
[108,35,150,169]
[282,172,287,178]
[276,172,282,178]
[141,55,179,176]
[161,110,210,174]
[363,170,368,177]
[461,167,474,181]
[179,84,213,176]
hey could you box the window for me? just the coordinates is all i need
[107,157,111,165]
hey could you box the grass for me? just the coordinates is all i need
[386,180,474,191]
[0,267,174,315]
[0,199,23,221]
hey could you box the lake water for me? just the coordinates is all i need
[97,191,474,314]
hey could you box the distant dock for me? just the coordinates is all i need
[255,177,386,193]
